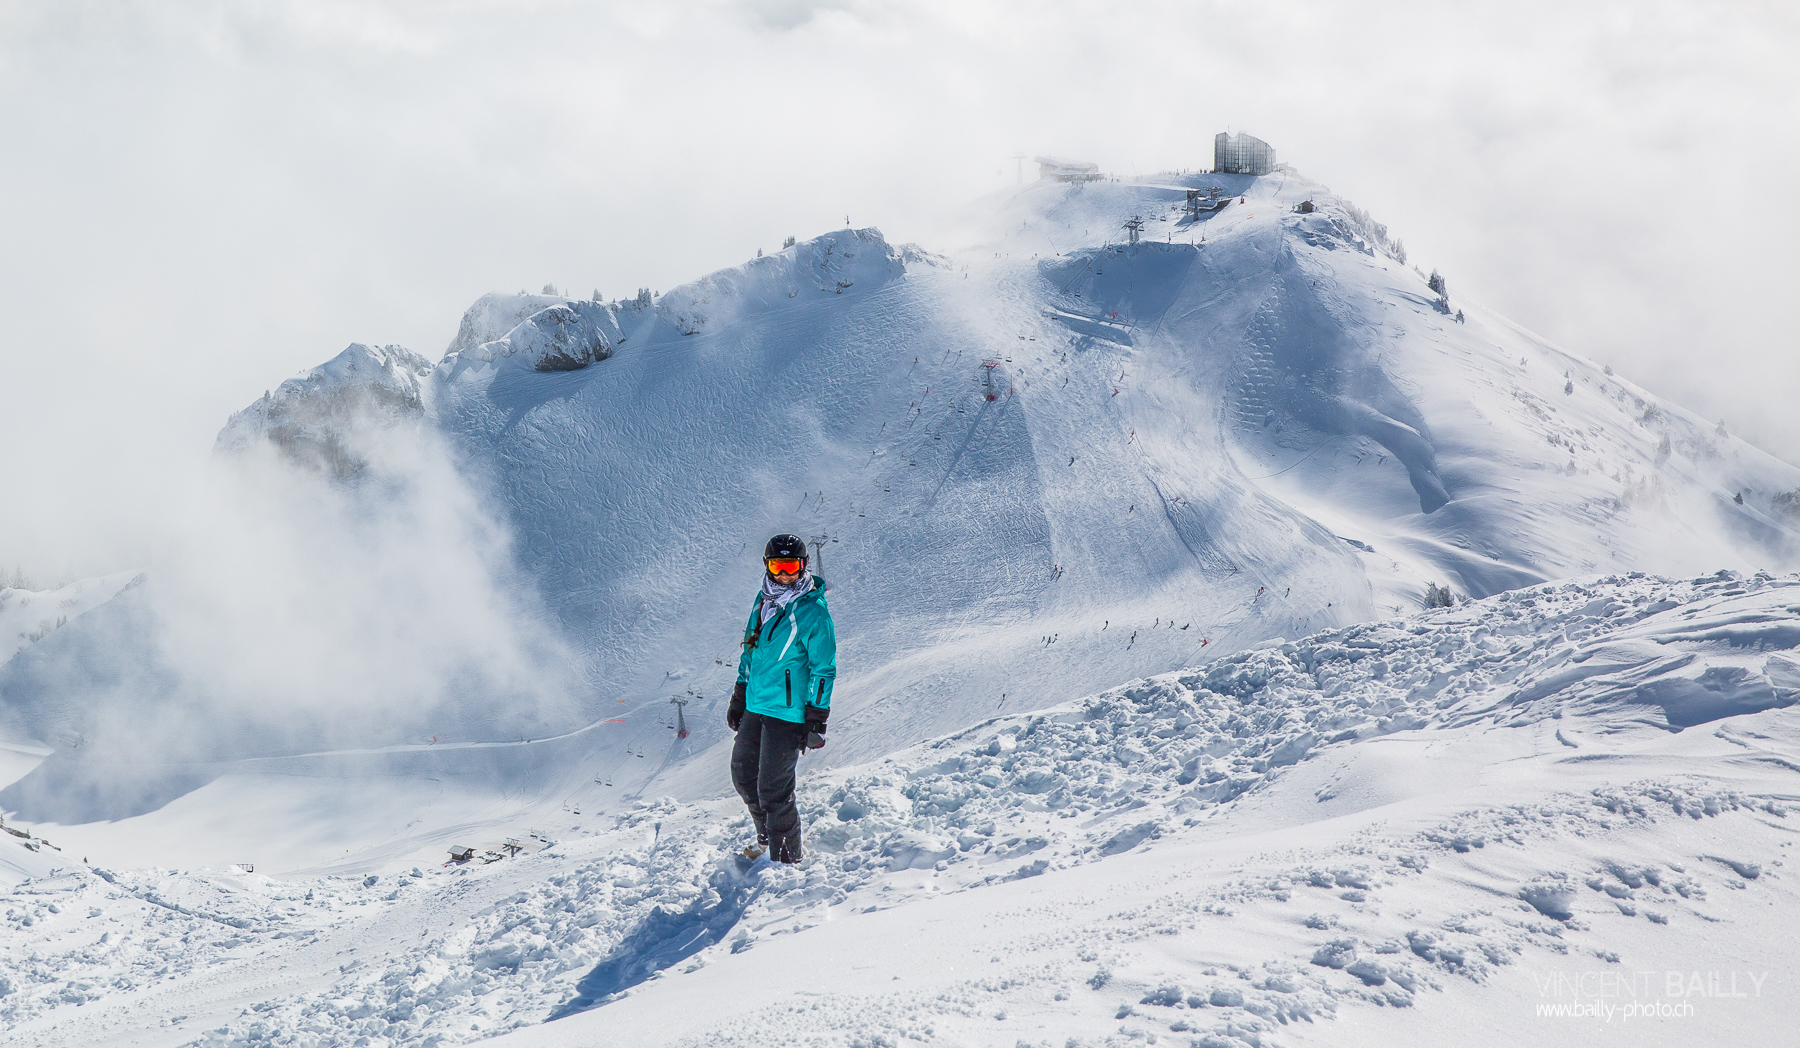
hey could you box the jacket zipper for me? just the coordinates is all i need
[784,669,792,706]
[763,604,792,645]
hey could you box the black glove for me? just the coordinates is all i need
[801,704,828,752]
[727,681,746,733]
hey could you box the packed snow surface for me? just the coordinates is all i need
[7,571,1800,1046]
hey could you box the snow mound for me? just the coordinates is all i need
[655,227,907,336]
[214,342,434,476]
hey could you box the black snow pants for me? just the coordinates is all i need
[730,711,807,862]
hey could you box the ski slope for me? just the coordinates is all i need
[4,166,1800,1046]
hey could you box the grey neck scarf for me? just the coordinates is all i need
[760,570,813,624]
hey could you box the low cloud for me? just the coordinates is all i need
[0,412,586,767]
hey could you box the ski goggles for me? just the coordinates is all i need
[765,557,805,575]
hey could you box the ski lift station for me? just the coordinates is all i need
[1034,156,1103,183]
[1214,131,1276,175]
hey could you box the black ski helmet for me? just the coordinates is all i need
[763,534,808,563]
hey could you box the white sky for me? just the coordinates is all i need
[2,0,1797,580]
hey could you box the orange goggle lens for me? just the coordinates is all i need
[765,558,804,575]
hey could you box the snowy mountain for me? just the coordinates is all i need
[5,165,1800,1047]
[424,169,1800,772]
[52,165,1791,764]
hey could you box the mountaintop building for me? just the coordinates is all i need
[1035,156,1103,183]
[1214,132,1275,176]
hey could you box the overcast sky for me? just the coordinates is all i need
[2,0,1796,580]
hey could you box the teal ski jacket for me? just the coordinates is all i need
[736,574,836,723]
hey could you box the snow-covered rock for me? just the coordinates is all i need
[443,291,584,362]
[214,342,434,476]
[442,300,625,375]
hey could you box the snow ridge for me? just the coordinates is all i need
[656,227,908,336]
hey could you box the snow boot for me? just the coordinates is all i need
[771,830,802,865]
[743,833,769,860]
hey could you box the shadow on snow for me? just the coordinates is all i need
[546,857,765,1021]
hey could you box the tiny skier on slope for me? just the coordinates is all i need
[727,534,836,864]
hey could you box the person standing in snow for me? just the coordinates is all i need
[727,534,836,864]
